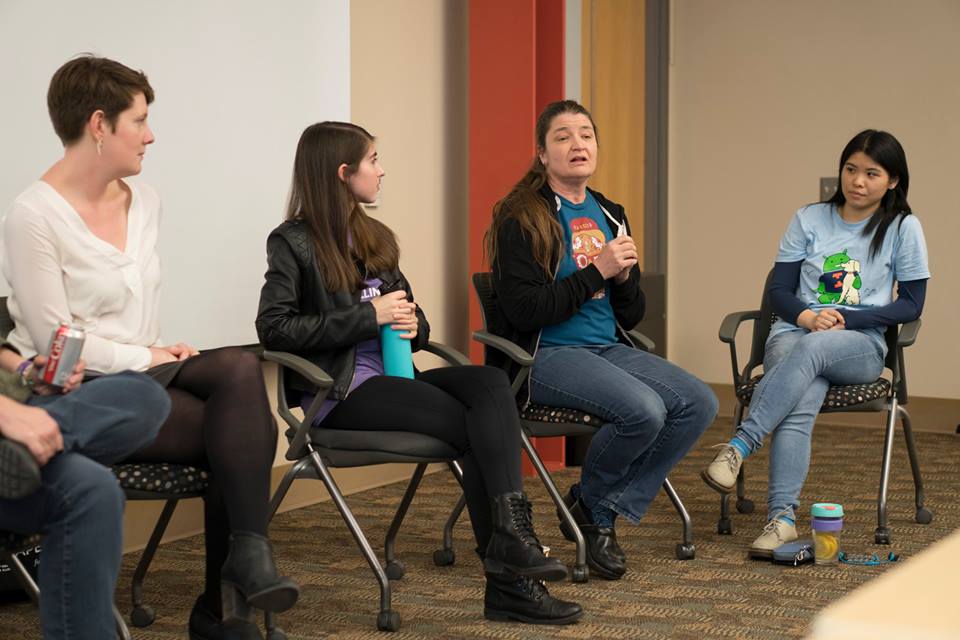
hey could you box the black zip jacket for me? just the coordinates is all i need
[488,184,645,375]
[256,219,429,399]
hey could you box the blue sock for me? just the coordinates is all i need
[729,436,750,459]
[590,504,616,528]
[777,515,795,525]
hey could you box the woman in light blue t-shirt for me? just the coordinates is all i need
[701,130,930,558]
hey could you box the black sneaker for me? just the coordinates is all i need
[0,437,40,500]
[483,572,583,625]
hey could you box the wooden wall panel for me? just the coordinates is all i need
[581,0,646,258]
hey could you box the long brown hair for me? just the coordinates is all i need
[286,122,399,291]
[485,100,599,275]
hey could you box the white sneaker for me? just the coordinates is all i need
[701,444,743,494]
[748,515,798,559]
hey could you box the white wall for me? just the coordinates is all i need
[0,0,350,348]
[668,0,960,399]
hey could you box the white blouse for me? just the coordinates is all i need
[1,178,162,374]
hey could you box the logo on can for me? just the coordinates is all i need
[42,323,86,388]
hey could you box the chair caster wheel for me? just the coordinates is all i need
[130,605,155,627]
[676,543,696,560]
[874,528,891,545]
[377,610,401,632]
[736,498,755,514]
[717,518,733,535]
[385,560,405,580]
[571,565,589,583]
[432,548,455,566]
[267,628,287,640]
[916,507,933,524]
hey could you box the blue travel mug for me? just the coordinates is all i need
[380,324,414,378]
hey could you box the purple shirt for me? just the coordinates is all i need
[302,277,385,425]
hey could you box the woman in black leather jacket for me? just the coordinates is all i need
[256,121,582,625]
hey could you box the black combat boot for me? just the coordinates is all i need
[484,571,583,625]
[484,491,568,581]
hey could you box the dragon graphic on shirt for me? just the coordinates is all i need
[815,250,862,305]
[569,216,606,299]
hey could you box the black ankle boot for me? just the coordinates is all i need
[219,531,300,620]
[0,437,40,500]
[188,595,264,640]
[557,485,627,580]
[484,492,568,581]
[484,572,583,625]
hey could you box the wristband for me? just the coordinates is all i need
[16,357,36,388]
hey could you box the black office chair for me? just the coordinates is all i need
[262,341,472,633]
[716,269,931,544]
[433,273,696,583]
[0,298,210,630]
[0,529,131,639]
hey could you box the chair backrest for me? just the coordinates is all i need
[0,297,13,339]
[471,272,497,334]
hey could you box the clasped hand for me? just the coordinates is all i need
[371,290,418,340]
[593,235,638,283]
[799,308,846,332]
[149,342,200,367]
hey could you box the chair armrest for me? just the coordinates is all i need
[719,310,761,344]
[422,341,472,367]
[897,319,921,348]
[262,350,334,390]
[472,330,534,367]
[626,329,656,352]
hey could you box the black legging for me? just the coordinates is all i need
[125,347,277,612]
[320,365,523,553]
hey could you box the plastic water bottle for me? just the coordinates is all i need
[380,324,414,378]
[810,503,844,564]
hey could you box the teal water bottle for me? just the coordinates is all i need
[380,324,414,378]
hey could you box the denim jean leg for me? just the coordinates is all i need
[735,329,885,521]
[0,453,125,640]
[594,345,718,521]
[28,371,170,466]
[764,376,829,521]
[531,346,671,523]
[735,329,885,454]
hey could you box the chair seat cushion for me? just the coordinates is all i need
[112,463,209,496]
[519,403,601,437]
[735,376,891,410]
[307,427,461,465]
[0,530,40,552]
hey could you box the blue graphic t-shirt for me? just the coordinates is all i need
[770,203,930,345]
[539,193,618,347]
[302,277,386,425]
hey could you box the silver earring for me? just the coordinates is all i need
[96,138,103,157]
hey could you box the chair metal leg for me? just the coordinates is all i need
[521,431,588,582]
[307,450,400,631]
[268,458,309,522]
[4,549,131,639]
[433,461,466,567]
[129,499,179,628]
[435,494,466,567]
[6,549,39,603]
[899,405,933,524]
[662,478,695,560]
[114,604,132,640]
[383,463,429,580]
[875,397,899,545]
[718,403,745,535]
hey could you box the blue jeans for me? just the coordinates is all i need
[530,344,718,523]
[0,372,169,640]
[736,329,885,521]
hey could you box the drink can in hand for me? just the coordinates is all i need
[42,322,86,387]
